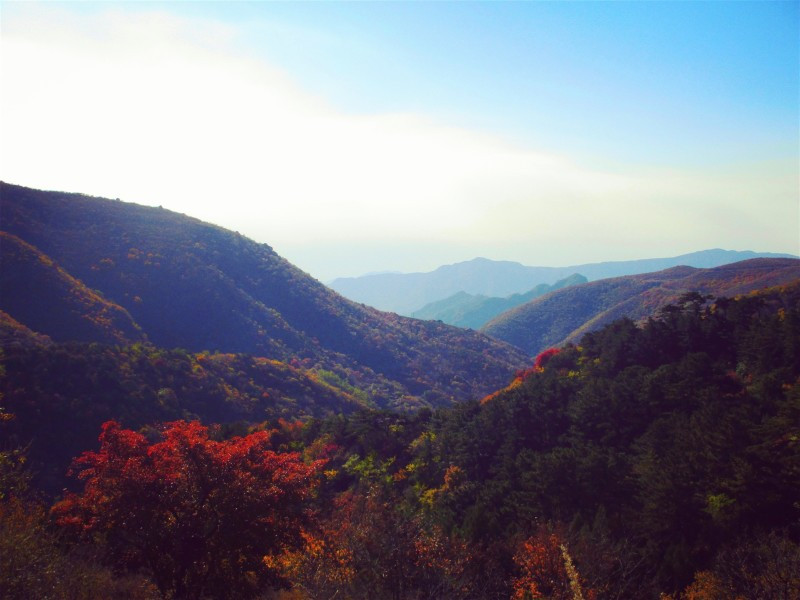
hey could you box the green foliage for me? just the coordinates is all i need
[0,447,31,502]
[302,284,800,597]
[0,343,362,494]
[314,368,373,407]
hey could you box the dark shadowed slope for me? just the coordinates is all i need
[0,231,146,345]
[0,309,53,349]
[1,182,527,410]
[481,258,800,356]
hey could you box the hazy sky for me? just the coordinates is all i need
[2,1,798,281]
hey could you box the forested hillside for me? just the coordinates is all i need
[1,182,527,410]
[3,284,798,598]
[411,274,587,329]
[482,258,800,356]
[2,182,798,599]
[0,342,365,494]
[282,284,800,598]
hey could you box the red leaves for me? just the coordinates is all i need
[513,532,567,600]
[52,420,325,598]
[534,348,561,370]
[512,528,594,600]
[512,348,562,383]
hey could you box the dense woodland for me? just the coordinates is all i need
[1,184,799,598]
[2,283,799,598]
[0,182,528,411]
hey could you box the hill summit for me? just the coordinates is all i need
[481,258,800,355]
[0,182,527,411]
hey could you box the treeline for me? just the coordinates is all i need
[0,343,365,495]
[2,285,799,598]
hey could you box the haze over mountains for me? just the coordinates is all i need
[411,273,588,329]
[329,250,797,315]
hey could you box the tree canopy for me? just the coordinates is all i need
[52,421,324,599]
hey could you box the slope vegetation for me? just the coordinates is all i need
[0,182,527,410]
[1,342,364,492]
[482,258,800,355]
[0,231,145,345]
[411,273,586,329]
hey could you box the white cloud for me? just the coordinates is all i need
[2,6,797,280]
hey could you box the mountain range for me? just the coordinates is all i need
[3,182,800,597]
[481,258,800,356]
[329,250,798,315]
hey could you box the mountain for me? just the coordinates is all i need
[8,280,798,597]
[481,258,800,356]
[418,283,800,595]
[0,182,527,411]
[328,250,798,314]
[411,273,587,329]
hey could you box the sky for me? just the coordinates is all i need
[1,1,798,281]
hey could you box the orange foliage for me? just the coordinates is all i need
[512,528,593,600]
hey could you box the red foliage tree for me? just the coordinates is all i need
[512,527,594,600]
[52,420,324,599]
[513,348,563,382]
[533,347,561,370]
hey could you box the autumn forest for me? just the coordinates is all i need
[1,183,799,599]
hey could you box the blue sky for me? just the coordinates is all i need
[224,1,798,161]
[2,1,798,280]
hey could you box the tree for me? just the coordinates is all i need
[52,420,324,599]
[512,527,593,600]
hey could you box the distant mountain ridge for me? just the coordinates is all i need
[329,250,798,315]
[0,182,527,410]
[411,273,587,329]
[481,258,800,356]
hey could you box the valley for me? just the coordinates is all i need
[1,182,798,599]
